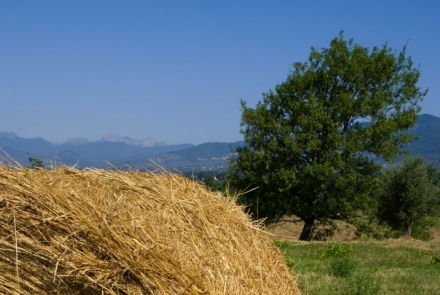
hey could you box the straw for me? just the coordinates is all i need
[0,166,300,294]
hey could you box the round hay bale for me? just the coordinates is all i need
[0,166,300,294]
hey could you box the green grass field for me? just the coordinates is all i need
[272,220,440,295]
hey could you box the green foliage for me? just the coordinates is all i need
[344,273,383,295]
[318,243,357,278]
[350,217,399,240]
[411,216,438,241]
[417,248,440,267]
[319,243,354,259]
[28,156,44,169]
[285,241,440,295]
[377,156,440,237]
[273,239,291,250]
[351,215,437,241]
[228,31,427,240]
[273,240,296,269]
[330,256,357,278]
[431,255,440,265]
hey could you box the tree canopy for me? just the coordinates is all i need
[377,156,440,237]
[28,156,45,169]
[228,32,428,240]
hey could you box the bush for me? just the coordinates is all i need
[319,243,354,259]
[411,216,437,241]
[353,215,436,241]
[350,217,399,240]
[319,243,357,278]
[431,255,440,265]
[330,256,357,277]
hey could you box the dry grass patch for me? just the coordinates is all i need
[0,166,300,295]
[267,219,358,242]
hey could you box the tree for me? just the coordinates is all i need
[228,32,427,241]
[377,156,440,237]
[28,156,44,169]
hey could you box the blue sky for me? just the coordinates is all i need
[1,1,439,144]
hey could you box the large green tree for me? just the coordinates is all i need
[228,32,427,240]
[377,156,440,237]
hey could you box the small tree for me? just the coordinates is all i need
[228,32,427,240]
[377,156,440,237]
[28,156,45,169]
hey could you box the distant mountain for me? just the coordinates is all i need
[0,133,193,169]
[99,132,165,147]
[1,114,440,171]
[65,137,89,145]
[0,132,56,163]
[405,114,440,162]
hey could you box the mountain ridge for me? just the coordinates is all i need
[1,113,440,171]
[99,132,166,147]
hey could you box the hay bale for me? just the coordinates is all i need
[0,166,300,294]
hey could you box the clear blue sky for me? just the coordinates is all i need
[1,1,439,144]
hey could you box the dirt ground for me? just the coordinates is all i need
[266,219,440,247]
[266,220,358,242]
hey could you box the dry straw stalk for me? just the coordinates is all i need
[0,166,300,294]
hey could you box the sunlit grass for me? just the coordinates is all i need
[276,240,440,295]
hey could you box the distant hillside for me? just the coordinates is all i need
[405,114,440,162]
[99,132,166,147]
[0,133,193,169]
[0,132,56,163]
[1,114,439,170]
[148,142,244,171]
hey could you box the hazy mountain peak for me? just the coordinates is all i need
[0,132,19,140]
[66,137,90,144]
[100,132,166,147]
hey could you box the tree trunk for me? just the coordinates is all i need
[405,220,413,237]
[299,218,315,241]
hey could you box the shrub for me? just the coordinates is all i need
[330,256,357,277]
[319,243,354,259]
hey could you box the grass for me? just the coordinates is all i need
[275,239,440,295]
